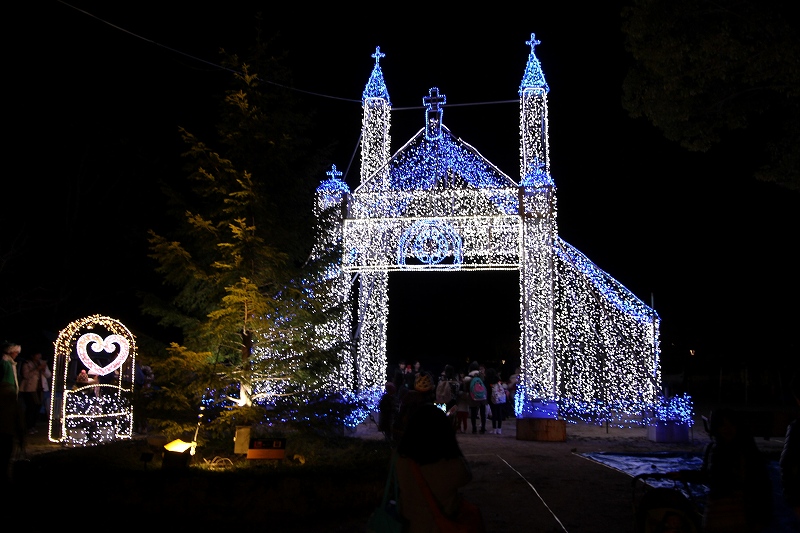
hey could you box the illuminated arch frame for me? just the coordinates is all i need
[310,39,666,428]
[48,314,136,446]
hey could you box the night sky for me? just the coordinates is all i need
[6,2,798,380]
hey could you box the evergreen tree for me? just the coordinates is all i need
[142,33,353,436]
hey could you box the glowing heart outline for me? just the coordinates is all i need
[76,333,130,376]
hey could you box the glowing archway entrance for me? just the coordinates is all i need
[311,38,662,426]
[48,315,136,446]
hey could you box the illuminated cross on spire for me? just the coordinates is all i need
[520,32,549,95]
[423,87,446,140]
[526,33,541,52]
[326,164,343,181]
[372,46,385,65]
[424,87,446,111]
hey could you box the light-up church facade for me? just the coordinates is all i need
[313,35,663,426]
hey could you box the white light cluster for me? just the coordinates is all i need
[548,240,662,424]
[49,315,136,446]
[305,36,669,427]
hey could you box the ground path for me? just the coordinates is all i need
[355,411,789,533]
[18,407,793,532]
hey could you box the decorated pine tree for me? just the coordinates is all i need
[142,38,355,438]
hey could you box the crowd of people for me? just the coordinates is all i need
[1,341,57,485]
[376,359,497,532]
[377,359,520,443]
[377,357,800,532]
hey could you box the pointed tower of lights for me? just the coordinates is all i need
[517,35,559,414]
[355,46,391,396]
[519,33,550,178]
[361,46,392,185]
[310,164,354,394]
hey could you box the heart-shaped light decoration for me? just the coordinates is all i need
[76,333,130,376]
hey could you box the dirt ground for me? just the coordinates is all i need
[354,411,790,533]
[17,407,794,533]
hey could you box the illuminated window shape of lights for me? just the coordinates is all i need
[48,315,136,447]
[397,218,463,268]
[309,36,668,429]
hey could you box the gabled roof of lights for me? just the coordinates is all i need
[354,125,520,217]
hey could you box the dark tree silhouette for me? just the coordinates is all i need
[621,0,799,191]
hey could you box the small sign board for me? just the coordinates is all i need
[247,437,287,460]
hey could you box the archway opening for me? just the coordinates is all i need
[386,270,520,379]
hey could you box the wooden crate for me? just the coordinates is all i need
[247,437,287,460]
[516,417,567,441]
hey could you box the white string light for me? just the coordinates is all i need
[308,35,683,428]
[48,314,137,446]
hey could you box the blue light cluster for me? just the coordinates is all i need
[519,33,549,95]
[387,127,517,197]
[520,158,554,188]
[555,240,658,326]
[362,46,391,104]
[645,393,695,427]
[315,164,350,211]
[397,219,463,267]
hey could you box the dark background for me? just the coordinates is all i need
[4,2,798,397]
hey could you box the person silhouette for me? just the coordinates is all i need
[1,342,25,486]
[780,375,800,525]
[19,351,48,433]
[464,361,487,434]
[394,403,484,532]
[668,407,773,532]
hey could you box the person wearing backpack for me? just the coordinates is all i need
[485,368,507,435]
[463,361,487,434]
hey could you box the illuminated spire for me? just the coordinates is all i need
[519,33,551,181]
[362,46,391,104]
[519,33,549,95]
[315,164,350,213]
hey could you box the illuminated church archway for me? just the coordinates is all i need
[48,315,136,446]
[311,37,663,426]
